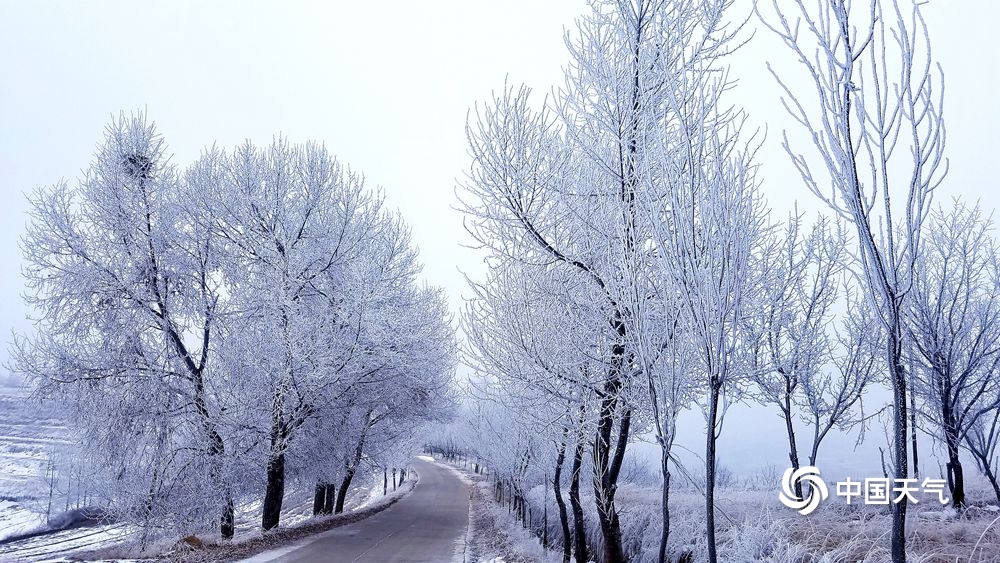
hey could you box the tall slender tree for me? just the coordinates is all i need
[759,1,947,558]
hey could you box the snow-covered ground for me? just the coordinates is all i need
[0,380,72,542]
[447,460,558,563]
[0,380,136,562]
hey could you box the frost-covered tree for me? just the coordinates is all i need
[461,58,639,563]
[192,139,455,530]
[800,291,882,468]
[627,292,693,563]
[749,217,833,498]
[464,260,604,563]
[462,1,758,560]
[194,140,380,530]
[629,3,764,559]
[759,0,947,558]
[747,216,879,499]
[13,114,456,540]
[966,406,1000,503]
[656,122,766,563]
[907,202,1000,507]
[13,113,237,538]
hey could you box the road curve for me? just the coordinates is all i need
[246,457,470,563]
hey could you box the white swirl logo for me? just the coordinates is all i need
[779,466,828,515]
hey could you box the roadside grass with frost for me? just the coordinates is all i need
[445,453,1000,562]
[457,468,560,563]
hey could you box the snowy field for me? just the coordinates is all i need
[0,379,137,561]
[0,379,72,542]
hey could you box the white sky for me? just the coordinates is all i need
[2,1,998,476]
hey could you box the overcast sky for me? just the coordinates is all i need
[2,1,998,476]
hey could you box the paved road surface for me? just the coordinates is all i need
[246,457,470,562]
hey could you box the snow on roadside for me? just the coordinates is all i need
[439,459,476,486]
[436,457,556,563]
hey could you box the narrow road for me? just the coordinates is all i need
[246,457,470,563]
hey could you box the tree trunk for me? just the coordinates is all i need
[808,413,823,467]
[944,421,965,507]
[706,381,721,563]
[262,302,297,532]
[337,410,374,514]
[946,450,965,508]
[658,440,671,563]
[939,378,964,507]
[322,483,336,514]
[980,452,1000,504]
[569,431,588,563]
[199,391,232,539]
[888,317,909,563]
[383,468,388,495]
[911,383,920,479]
[261,451,285,531]
[221,495,235,540]
[543,481,549,548]
[592,320,631,563]
[782,391,803,501]
[554,437,572,563]
[313,482,326,515]
[592,409,629,563]
[336,470,355,514]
